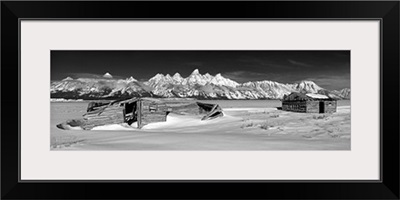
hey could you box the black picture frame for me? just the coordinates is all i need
[1,1,399,199]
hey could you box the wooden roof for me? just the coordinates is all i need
[283,92,335,101]
[110,97,139,105]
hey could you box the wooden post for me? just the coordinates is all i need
[137,99,142,128]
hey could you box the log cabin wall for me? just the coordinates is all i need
[324,100,337,113]
[82,105,125,129]
[282,101,307,112]
[282,100,337,113]
[138,99,168,128]
[306,101,320,113]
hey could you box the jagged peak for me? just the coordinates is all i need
[173,72,182,78]
[191,69,200,75]
[147,73,165,82]
[126,76,137,82]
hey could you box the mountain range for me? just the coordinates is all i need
[51,69,350,100]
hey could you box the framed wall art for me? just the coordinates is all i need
[1,1,399,199]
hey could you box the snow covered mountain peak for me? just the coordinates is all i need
[172,73,183,82]
[165,74,174,82]
[183,69,208,85]
[126,76,137,82]
[103,72,113,79]
[210,73,239,88]
[203,73,213,82]
[191,69,200,75]
[294,80,323,93]
[62,77,74,81]
[148,73,166,82]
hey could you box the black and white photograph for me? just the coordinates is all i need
[51,50,351,150]
[3,1,398,199]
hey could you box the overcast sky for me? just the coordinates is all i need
[51,50,350,90]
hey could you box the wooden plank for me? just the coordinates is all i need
[84,107,123,117]
[324,101,337,113]
[84,115,124,122]
[142,116,166,121]
[142,116,167,120]
[306,101,319,113]
[142,116,167,122]
[84,112,124,119]
[85,120,123,126]
[82,118,125,129]
[85,116,124,121]
[138,99,142,128]
[282,101,307,112]
[141,111,168,116]
[100,108,124,113]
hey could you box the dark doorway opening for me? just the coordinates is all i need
[124,102,138,125]
[319,101,325,113]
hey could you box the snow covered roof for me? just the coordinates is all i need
[283,92,334,101]
[305,93,330,99]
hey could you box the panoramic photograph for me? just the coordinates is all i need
[51,50,351,150]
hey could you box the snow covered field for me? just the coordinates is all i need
[51,100,351,150]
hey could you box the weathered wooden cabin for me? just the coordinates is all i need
[56,98,171,130]
[57,98,224,130]
[84,98,171,129]
[282,92,337,113]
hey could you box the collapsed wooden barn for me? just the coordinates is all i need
[57,97,224,130]
[281,92,337,113]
